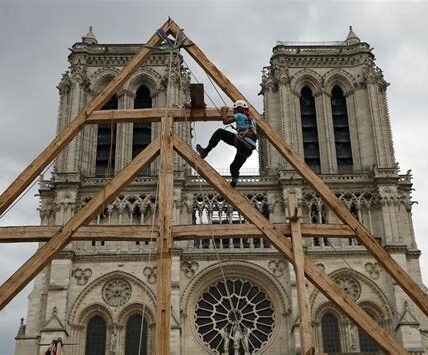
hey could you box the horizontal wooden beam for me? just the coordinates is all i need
[174,223,355,240]
[0,225,158,242]
[0,223,355,243]
[86,108,231,124]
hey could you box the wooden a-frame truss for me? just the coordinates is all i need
[0,18,427,354]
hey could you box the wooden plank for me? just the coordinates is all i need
[173,134,407,354]
[0,225,158,242]
[168,20,428,318]
[87,108,231,124]
[155,116,174,355]
[0,140,160,310]
[173,223,355,240]
[288,192,314,354]
[0,19,172,217]
[0,223,356,243]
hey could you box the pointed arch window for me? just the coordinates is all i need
[95,95,118,176]
[133,85,152,159]
[300,86,320,173]
[125,314,148,355]
[358,309,380,352]
[85,315,106,355]
[321,312,341,353]
[331,86,353,173]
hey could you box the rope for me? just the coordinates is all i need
[175,33,250,352]
[188,97,250,355]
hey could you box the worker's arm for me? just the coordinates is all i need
[221,106,235,124]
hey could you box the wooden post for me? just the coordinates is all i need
[0,19,173,216]
[155,115,174,355]
[0,140,160,309]
[287,191,315,354]
[167,20,428,318]
[173,134,407,354]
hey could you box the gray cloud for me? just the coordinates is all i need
[1,0,428,353]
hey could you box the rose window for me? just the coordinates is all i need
[102,279,132,307]
[195,279,275,354]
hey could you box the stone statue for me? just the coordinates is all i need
[219,325,231,354]
[110,328,117,353]
[242,327,250,355]
[232,324,243,354]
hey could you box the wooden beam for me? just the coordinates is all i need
[168,21,428,318]
[155,116,174,355]
[0,140,160,310]
[0,223,356,243]
[174,223,355,240]
[86,108,230,124]
[0,19,172,216]
[0,225,158,243]
[288,191,314,354]
[173,134,407,354]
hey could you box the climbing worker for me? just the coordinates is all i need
[196,100,257,187]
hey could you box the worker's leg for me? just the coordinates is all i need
[230,141,253,186]
[197,129,235,158]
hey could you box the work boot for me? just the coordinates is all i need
[230,176,238,188]
[196,144,207,159]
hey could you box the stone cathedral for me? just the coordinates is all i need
[14,27,428,354]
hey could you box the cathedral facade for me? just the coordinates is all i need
[14,27,428,354]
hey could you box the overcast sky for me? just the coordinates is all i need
[1,0,428,354]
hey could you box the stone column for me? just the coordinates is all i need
[344,90,363,171]
[55,72,72,173]
[318,90,337,173]
[62,61,89,173]
[378,185,400,244]
[170,254,182,355]
[279,76,303,172]
[366,78,395,169]
[353,86,376,169]
[116,89,134,171]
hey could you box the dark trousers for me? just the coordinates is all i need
[204,129,254,178]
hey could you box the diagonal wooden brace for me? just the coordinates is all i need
[0,139,160,310]
[167,19,428,319]
[173,134,407,354]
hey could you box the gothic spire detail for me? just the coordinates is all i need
[82,26,97,45]
[346,25,360,45]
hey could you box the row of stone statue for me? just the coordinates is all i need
[219,324,251,355]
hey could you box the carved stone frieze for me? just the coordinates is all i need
[181,261,199,278]
[143,266,157,284]
[57,71,71,95]
[365,262,381,280]
[70,62,88,84]
[72,268,92,286]
[268,259,287,277]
